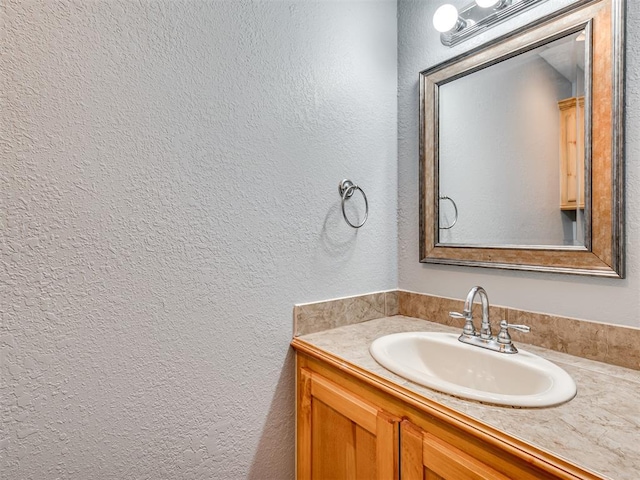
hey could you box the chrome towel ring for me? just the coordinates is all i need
[439,195,458,229]
[339,179,368,229]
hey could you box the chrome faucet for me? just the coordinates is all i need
[465,286,492,339]
[449,286,531,354]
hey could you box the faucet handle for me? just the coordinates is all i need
[449,311,476,336]
[497,320,531,345]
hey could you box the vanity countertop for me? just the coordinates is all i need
[294,316,640,480]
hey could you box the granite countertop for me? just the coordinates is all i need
[296,316,640,480]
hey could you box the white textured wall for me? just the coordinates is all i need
[1,1,397,478]
[399,0,640,327]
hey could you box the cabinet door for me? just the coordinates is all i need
[297,368,399,480]
[400,420,510,480]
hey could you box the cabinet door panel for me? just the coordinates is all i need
[400,420,426,480]
[422,431,510,480]
[401,420,510,480]
[311,399,377,479]
[297,368,398,480]
[424,470,446,480]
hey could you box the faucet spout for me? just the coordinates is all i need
[463,286,491,339]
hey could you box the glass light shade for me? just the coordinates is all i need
[476,0,501,7]
[433,4,460,33]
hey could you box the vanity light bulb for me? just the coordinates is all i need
[433,4,460,33]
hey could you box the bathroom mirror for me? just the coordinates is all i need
[419,0,625,277]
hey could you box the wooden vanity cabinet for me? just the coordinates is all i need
[295,347,602,480]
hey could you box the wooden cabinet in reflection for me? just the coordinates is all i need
[559,96,585,210]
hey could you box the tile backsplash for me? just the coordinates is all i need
[294,291,397,336]
[295,290,640,371]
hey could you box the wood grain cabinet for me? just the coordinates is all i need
[400,420,510,480]
[295,348,602,480]
[297,368,399,480]
[559,96,585,210]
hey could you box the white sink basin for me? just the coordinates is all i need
[370,332,576,408]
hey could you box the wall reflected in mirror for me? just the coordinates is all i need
[438,30,588,248]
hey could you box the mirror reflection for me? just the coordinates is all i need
[438,30,587,247]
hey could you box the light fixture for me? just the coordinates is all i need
[433,4,466,33]
[433,0,549,47]
[475,0,510,8]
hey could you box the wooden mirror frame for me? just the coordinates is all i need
[419,0,625,277]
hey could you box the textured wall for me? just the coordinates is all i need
[398,0,640,327]
[0,1,397,478]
